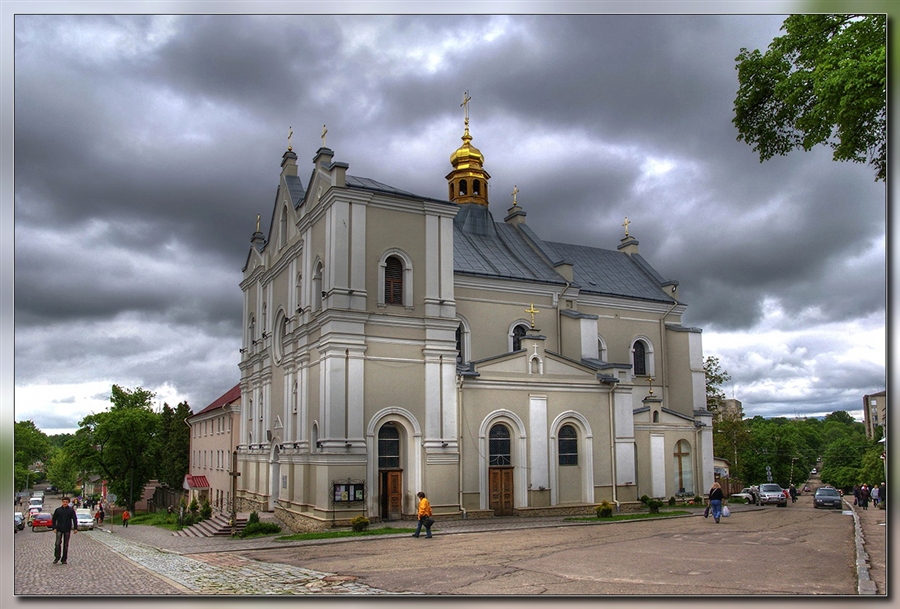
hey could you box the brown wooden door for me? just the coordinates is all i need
[489,467,514,516]
[380,470,403,521]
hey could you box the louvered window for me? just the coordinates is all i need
[385,256,403,305]
[378,424,400,469]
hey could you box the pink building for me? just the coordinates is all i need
[185,384,242,513]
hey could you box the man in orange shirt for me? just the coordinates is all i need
[412,491,433,538]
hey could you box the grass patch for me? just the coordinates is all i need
[565,510,691,523]
[275,527,416,542]
[114,511,186,531]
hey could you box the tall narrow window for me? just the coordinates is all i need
[633,340,647,376]
[473,179,481,195]
[456,324,463,363]
[558,425,578,465]
[459,179,468,195]
[384,256,403,305]
[378,423,400,469]
[512,324,528,352]
[489,424,511,466]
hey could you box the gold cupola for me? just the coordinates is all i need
[446,91,490,206]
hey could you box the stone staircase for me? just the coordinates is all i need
[173,513,248,537]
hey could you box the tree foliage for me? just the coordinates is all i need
[46,444,79,494]
[69,385,160,512]
[14,420,51,491]
[704,356,732,412]
[155,401,192,488]
[733,14,886,180]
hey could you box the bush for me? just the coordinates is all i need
[693,495,703,504]
[595,501,614,518]
[350,515,370,532]
[668,497,676,506]
[189,498,199,514]
[240,521,281,538]
[200,500,212,520]
[647,500,663,514]
[639,495,650,505]
[248,511,260,525]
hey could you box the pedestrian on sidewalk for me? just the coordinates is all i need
[51,497,78,564]
[708,482,724,523]
[859,484,870,510]
[412,492,434,538]
[122,509,131,527]
[871,484,880,507]
[95,506,105,525]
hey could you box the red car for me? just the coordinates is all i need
[31,512,53,532]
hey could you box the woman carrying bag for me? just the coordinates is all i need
[708,482,725,523]
[412,492,434,538]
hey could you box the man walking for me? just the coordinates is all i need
[51,497,78,564]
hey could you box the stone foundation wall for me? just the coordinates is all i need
[274,506,332,533]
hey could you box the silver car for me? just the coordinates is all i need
[756,483,787,507]
[75,508,95,530]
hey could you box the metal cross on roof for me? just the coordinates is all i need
[525,302,540,329]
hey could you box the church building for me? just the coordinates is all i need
[235,102,713,530]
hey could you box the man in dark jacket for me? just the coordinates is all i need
[51,497,78,564]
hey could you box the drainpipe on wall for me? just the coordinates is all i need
[457,374,466,519]
[608,387,619,511]
[659,301,679,405]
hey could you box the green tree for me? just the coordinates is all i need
[69,385,161,512]
[155,401,192,488]
[704,356,732,412]
[46,445,79,494]
[14,420,51,491]
[733,14,886,180]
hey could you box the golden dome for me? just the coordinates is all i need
[450,127,484,167]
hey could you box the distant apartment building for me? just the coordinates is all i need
[862,390,886,440]
[185,384,242,513]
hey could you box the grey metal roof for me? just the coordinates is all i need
[452,205,676,304]
[284,175,305,208]
[346,175,421,199]
[543,241,676,303]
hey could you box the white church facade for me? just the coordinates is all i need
[235,110,713,530]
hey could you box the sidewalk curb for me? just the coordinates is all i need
[845,500,878,595]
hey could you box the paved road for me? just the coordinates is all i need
[13,492,885,597]
[243,498,861,595]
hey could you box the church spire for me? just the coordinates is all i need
[446,90,490,206]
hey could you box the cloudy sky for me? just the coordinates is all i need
[5,3,888,435]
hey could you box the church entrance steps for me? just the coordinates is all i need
[173,513,248,537]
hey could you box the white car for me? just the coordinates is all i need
[75,508,94,530]
[731,488,755,502]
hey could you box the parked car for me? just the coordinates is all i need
[28,497,44,511]
[756,483,788,507]
[75,508,94,531]
[731,488,755,502]
[814,487,843,509]
[810,468,817,474]
[26,507,41,525]
[31,512,53,532]
[14,513,24,533]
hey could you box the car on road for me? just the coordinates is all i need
[731,488,756,502]
[26,507,41,525]
[31,512,53,532]
[811,468,817,474]
[14,513,24,533]
[28,497,44,511]
[756,483,788,507]
[814,487,843,509]
[75,508,94,530]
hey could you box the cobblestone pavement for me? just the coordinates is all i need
[15,496,885,596]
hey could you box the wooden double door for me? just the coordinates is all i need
[489,467,514,516]
[379,470,403,521]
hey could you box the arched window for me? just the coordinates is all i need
[378,423,400,469]
[448,183,454,199]
[295,274,302,314]
[597,335,608,361]
[633,340,647,376]
[279,205,288,248]
[473,179,481,195]
[511,324,528,352]
[558,424,578,465]
[456,324,463,363]
[653,410,659,423]
[459,179,468,195]
[384,256,404,305]
[489,424,511,466]
[313,261,324,311]
[456,318,471,364]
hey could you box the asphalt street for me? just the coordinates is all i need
[12,492,886,597]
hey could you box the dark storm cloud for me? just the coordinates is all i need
[11,12,885,423]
